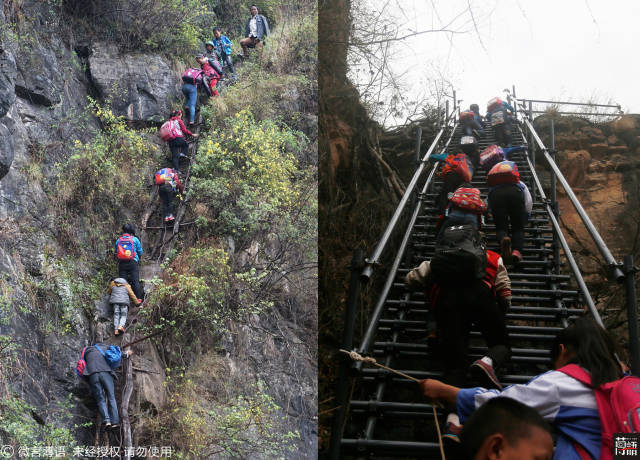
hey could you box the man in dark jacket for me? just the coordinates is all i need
[240,5,270,58]
[83,344,131,428]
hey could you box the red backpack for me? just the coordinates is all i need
[116,234,137,261]
[182,68,204,85]
[487,161,519,187]
[459,110,475,121]
[559,364,640,460]
[75,347,87,378]
[159,119,183,141]
[449,187,486,213]
[440,153,473,183]
[487,97,502,112]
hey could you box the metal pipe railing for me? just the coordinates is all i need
[518,98,621,110]
[515,106,624,282]
[361,111,458,281]
[518,125,604,327]
[357,166,439,355]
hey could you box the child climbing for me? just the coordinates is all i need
[196,54,223,97]
[115,224,143,299]
[486,97,515,147]
[155,167,184,223]
[405,224,512,443]
[486,160,532,265]
[212,27,237,81]
[429,151,475,213]
[419,317,626,459]
[159,109,198,174]
[181,66,210,126]
[106,277,142,336]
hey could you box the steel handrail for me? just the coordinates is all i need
[515,122,604,327]
[357,166,438,355]
[361,111,459,281]
[513,98,624,282]
[357,113,459,352]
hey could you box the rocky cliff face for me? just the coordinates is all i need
[0,1,316,456]
[533,114,640,333]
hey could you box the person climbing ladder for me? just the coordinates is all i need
[155,167,184,224]
[160,110,198,174]
[181,66,210,126]
[106,277,141,336]
[115,224,143,299]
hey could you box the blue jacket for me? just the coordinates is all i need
[212,35,233,58]
[245,14,270,40]
[457,370,601,460]
[115,234,143,263]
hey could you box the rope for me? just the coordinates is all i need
[339,349,446,460]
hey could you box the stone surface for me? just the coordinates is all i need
[88,43,178,122]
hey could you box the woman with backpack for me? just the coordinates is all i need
[160,110,197,174]
[181,65,211,126]
[419,317,624,458]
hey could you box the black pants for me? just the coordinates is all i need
[118,259,142,299]
[436,173,466,214]
[168,137,189,171]
[494,121,512,147]
[488,184,527,252]
[158,184,174,219]
[433,280,510,388]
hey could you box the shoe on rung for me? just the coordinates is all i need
[442,420,462,445]
[511,250,523,264]
[470,359,502,390]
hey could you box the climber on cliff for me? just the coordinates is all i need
[405,226,512,442]
[486,97,515,147]
[460,105,484,138]
[240,5,269,58]
[154,167,184,224]
[159,110,197,174]
[115,224,143,299]
[181,66,211,126]
[196,55,223,97]
[486,161,532,266]
[212,27,237,81]
[80,343,132,430]
[107,277,142,336]
[428,151,475,214]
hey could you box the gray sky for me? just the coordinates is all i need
[354,0,640,125]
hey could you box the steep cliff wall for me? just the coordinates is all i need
[0,0,317,456]
[533,114,640,338]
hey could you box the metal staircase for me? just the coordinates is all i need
[330,103,640,459]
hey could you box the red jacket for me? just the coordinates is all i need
[170,116,194,137]
[200,61,221,79]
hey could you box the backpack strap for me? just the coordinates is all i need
[80,346,87,359]
[572,441,594,460]
[558,364,593,387]
[94,344,106,358]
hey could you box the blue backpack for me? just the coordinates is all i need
[96,344,122,370]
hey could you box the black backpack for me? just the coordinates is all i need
[430,224,487,284]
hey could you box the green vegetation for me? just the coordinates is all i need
[145,355,299,458]
[0,0,316,455]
